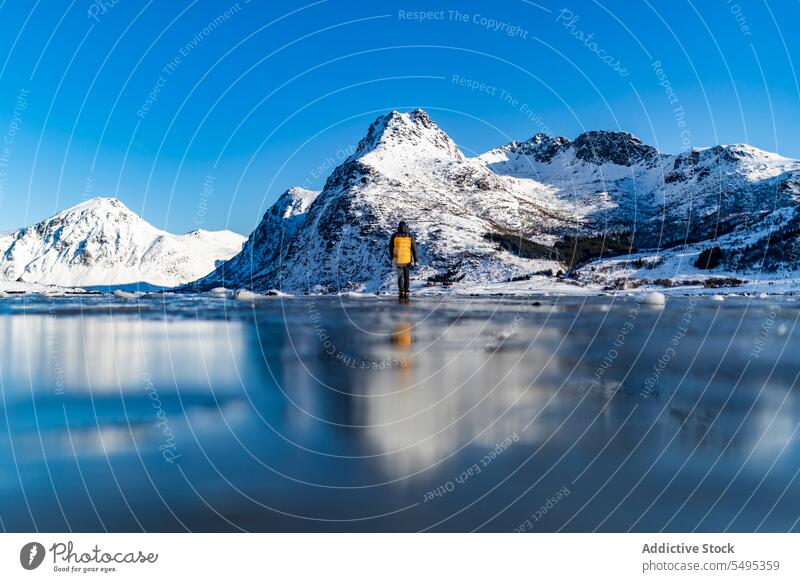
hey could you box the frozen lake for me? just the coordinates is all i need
[0,292,799,532]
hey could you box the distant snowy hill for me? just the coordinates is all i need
[188,109,800,293]
[0,198,245,288]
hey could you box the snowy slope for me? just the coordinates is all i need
[0,198,245,288]
[189,109,800,294]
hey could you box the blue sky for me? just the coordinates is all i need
[0,0,797,235]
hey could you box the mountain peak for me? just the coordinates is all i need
[70,196,124,209]
[716,143,788,161]
[273,186,319,219]
[499,133,571,162]
[408,107,434,126]
[572,130,657,165]
[529,132,554,144]
[351,109,464,162]
[54,196,136,219]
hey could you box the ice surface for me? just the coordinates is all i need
[1,295,799,532]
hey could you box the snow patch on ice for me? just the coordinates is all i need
[642,291,666,306]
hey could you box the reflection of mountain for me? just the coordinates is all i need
[272,303,561,475]
[0,309,262,501]
[356,345,557,477]
[266,298,800,480]
[191,109,800,293]
[0,314,249,396]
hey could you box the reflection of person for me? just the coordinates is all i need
[392,321,414,373]
[389,221,418,298]
[392,321,413,348]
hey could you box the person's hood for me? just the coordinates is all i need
[397,221,409,234]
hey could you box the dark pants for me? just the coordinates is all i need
[396,264,410,294]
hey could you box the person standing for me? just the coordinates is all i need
[389,221,418,298]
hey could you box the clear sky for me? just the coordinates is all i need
[0,0,797,235]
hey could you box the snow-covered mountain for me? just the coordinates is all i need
[191,109,565,292]
[0,198,245,288]
[481,131,800,283]
[190,109,800,293]
[481,133,800,248]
